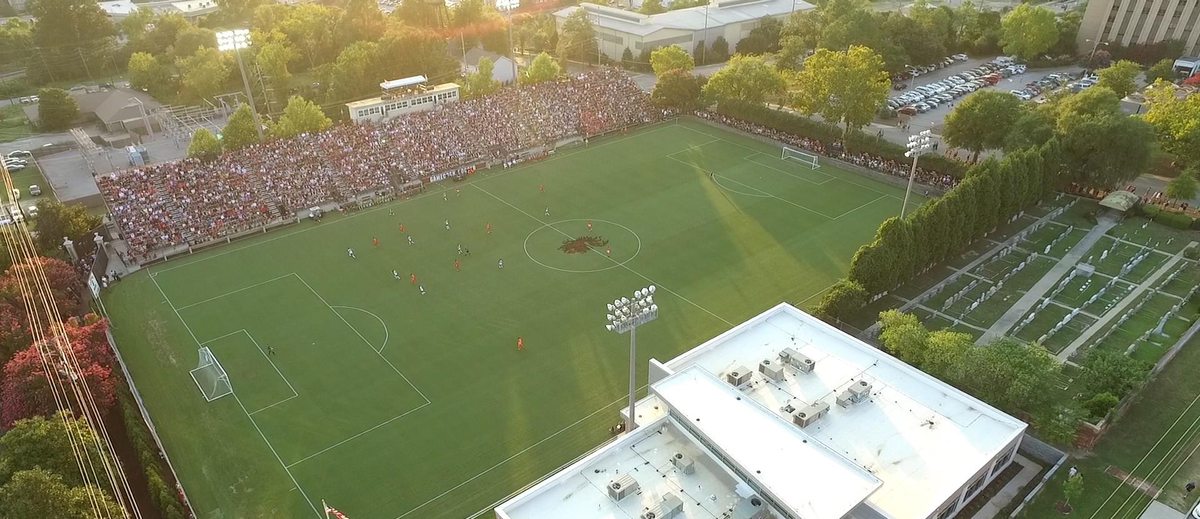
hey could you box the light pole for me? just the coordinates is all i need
[605,285,658,433]
[901,129,933,219]
[216,29,264,143]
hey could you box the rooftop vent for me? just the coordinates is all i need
[758,359,785,381]
[779,347,815,373]
[671,452,695,475]
[726,366,752,387]
[792,401,830,428]
[836,380,873,408]
[641,492,684,519]
[608,474,639,502]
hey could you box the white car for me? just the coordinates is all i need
[7,150,31,159]
[26,204,37,218]
[29,184,41,196]
[10,208,23,224]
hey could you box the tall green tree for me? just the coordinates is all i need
[0,468,120,519]
[1058,103,1154,187]
[1004,105,1057,152]
[1033,404,1085,445]
[923,330,971,382]
[374,26,460,86]
[172,26,217,60]
[272,96,331,138]
[326,41,380,102]
[702,54,785,104]
[877,310,929,366]
[809,278,867,320]
[338,0,388,47]
[175,47,233,101]
[789,45,890,138]
[520,52,560,85]
[1063,474,1084,506]
[254,35,297,94]
[464,57,500,99]
[31,199,101,256]
[557,9,597,64]
[127,52,173,99]
[35,88,77,131]
[221,105,260,152]
[1165,171,1199,202]
[0,413,106,487]
[651,69,706,110]
[999,4,1058,60]
[187,128,221,160]
[1095,60,1142,99]
[943,90,1022,160]
[736,17,782,55]
[279,3,341,68]
[1142,82,1200,168]
[1079,350,1149,398]
[1144,59,1176,85]
[392,0,447,29]
[961,337,1060,414]
[26,0,116,82]
[650,45,694,77]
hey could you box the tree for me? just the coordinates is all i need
[29,201,100,257]
[272,96,331,138]
[1032,404,1084,446]
[520,52,560,85]
[221,105,260,152]
[214,0,267,24]
[338,0,388,47]
[789,46,889,137]
[877,310,929,366]
[1062,474,1084,506]
[0,303,30,368]
[1,318,115,428]
[1004,105,1057,152]
[1087,49,1113,70]
[175,47,233,101]
[736,17,782,55]
[944,90,1023,159]
[278,3,341,68]
[638,0,666,14]
[809,278,867,321]
[127,53,173,99]
[923,330,971,382]
[0,468,120,519]
[0,412,107,486]
[326,41,380,102]
[1080,350,1150,398]
[172,26,217,59]
[961,337,1060,414]
[392,0,447,29]
[650,45,694,77]
[1144,59,1176,85]
[1058,105,1154,187]
[26,0,116,82]
[1096,60,1142,99]
[373,24,460,86]
[187,128,221,160]
[464,57,501,99]
[35,88,77,131]
[707,36,729,63]
[556,9,596,64]
[1166,171,1200,202]
[702,55,785,104]
[1083,392,1120,420]
[254,37,297,94]
[1142,82,1200,168]
[652,69,706,110]
[999,4,1058,60]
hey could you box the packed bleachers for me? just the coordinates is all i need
[99,69,664,262]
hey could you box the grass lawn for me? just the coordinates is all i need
[1019,328,1200,519]
[1108,215,1198,255]
[1052,198,1103,229]
[1021,226,1088,260]
[1086,237,1170,284]
[104,119,919,519]
[0,104,32,144]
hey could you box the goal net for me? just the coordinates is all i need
[190,347,233,402]
[781,147,820,170]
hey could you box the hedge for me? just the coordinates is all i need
[1140,204,1197,229]
[118,385,189,519]
[713,100,967,178]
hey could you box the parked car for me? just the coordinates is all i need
[898,106,918,116]
[4,162,24,172]
[29,185,41,196]
[893,83,908,91]
[26,204,37,219]
[7,150,31,159]
[952,53,969,61]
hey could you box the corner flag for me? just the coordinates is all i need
[323,500,350,519]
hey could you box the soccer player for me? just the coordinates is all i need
[486,222,492,234]
[544,207,550,216]
[606,245,612,257]
[443,192,448,202]
[445,219,450,230]
[372,237,379,248]
[455,259,461,271]
[419,285,426,295]
[408,235,414,245]
[498,259,504,269]
[455,187,461,196]
[457,244,462,255]
[540,184,545,193]
[464,247,471,256]
[411,273,417,285]
[587,220,593,232]
[347,248,356,259]
[398,222,405,233]
[393,269,401,280]
[517,336,524,351]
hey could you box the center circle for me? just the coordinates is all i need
[523,219,642,273]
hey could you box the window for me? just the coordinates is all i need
[965,473,986,497]
[993,446,1016,476]
[937,501,958,519]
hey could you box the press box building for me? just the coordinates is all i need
[495,303,1026,519]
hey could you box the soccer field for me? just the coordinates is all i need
[105,118,919,519]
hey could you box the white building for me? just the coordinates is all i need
[554,0,812,62]
[98,0,218,22]
[345,76,461,124]
[496,303,1026,519]
[462,48,518,85]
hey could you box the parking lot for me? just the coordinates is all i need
[874,56,1084,145]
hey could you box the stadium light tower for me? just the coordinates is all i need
[901,129,933,219]
[216,29,264,143]
[605,285,658,432]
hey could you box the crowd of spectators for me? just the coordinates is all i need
[99,69,663,261]
[696,111,961,191]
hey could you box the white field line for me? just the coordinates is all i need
[666,155,838,220]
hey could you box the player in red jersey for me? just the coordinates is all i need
[372,237,379,248]
[455,260,461,271]
[486,222,492,234]
[517,337,524,351]
[587,220,592,232]
[410,273,417,285]
[398,222,405,233]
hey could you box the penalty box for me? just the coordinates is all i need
[173,273,428,464]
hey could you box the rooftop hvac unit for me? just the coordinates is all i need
[670,452,695,475]
[779,348,815,373]
[641,492,685,519]
[836,380,873,408]
[608,474,640,502]
[726,366,753,387]
[746,496,774,519]
[792,401,830,428]
[758,359,785,381]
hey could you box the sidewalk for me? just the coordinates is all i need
[977,215,1118,344]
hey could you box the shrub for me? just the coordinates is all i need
[1184,247,1200,260]
[1083,392,1120,420]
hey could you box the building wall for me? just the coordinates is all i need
[1078,0,1200,55]
[926,434,1023,519]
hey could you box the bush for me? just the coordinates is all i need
[1185,247,1200,260]
[118,386,189,519]
[1083,392,1120,420]
[713,100,966,178]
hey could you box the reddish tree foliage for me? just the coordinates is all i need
[0,302,31,368]
[1184,73,1200,87]
[1,317,115,429]
[0,257,84,319]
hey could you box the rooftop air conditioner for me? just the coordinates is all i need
[792,401,830,428]
[670,453,695,475]
[641,492,684,519]
[608,474,639,502]
[836,380,873,408]
[758,359,785,381]
[726,366,752,387]
[747,496,775,519]
[780,348,815,373]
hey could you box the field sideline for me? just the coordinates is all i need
[105,119,921,519]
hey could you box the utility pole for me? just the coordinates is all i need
[78,49,93,81]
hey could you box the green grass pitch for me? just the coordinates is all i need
[104,119,919,519]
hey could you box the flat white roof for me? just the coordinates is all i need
[653,366,881,519]
[345,83,459,109]
[381,76,428,90]
[663,303,1026,519]
[556,0,814,37]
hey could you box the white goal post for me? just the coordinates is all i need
[190,347,233,402]
[781,147,820,170]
